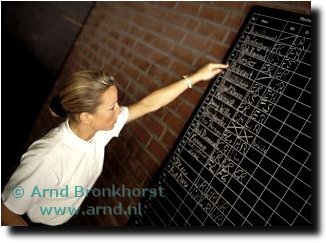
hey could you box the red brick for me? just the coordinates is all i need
[167,98,181,111]
[170,46,195,65]
[100,47,112,61]
[135,86,148,99]
[108,139,127,158]
[197,22,228,42]
[164,12,187,27]
[80,34,91,44]
[132,13,164,33]
[109,29,120,40]
[97,33,108,45]
[210,43,229,60]
[176,2,200,16]
[156,1,177,9]
[224,31,238,46]
[162,129,177,149]
[112,19,129,31]
[73,45,86,58]
[114,73,129,90]
[133,122,151,145]
[115,166,138,188]
[106,39,118,50]
[120,34,136,47]
[147,65,162,81]
[109,166,123,184]
[194,56,216,70]
[210,1,244,11]
[155,106,168,120]
[91,55,103,68]
[103,160,117,179]
[112,56,125,69]
[183,33,209,52]
[137,75,151,93]
[129,26,146,38]
[147,19,165,33]
[124,64,140,80]
[134,42,153,56]
[84,25,96,37]
[124,2,147,13]
[148,139,168,162]
[196,79,211,92]
[118,5,134,17]
[142,72,159,92]
[126,138,140,156]
[91,41,100,52]
[152,37,173,53]
[164,111,185,135]
[136,149,150,167]
[150,52,171,68]
[136,150,160,177]
[184,88,203,106]
[163,26,186,42]
[143,116,164,137]
[144,32,156,43]
[132,56,151,72]
[119,47,133,61]
[170,61,192,78]
[185,18,200,31]
[124,159,149,185]
[81,58,91,69]
[177,101,195,122]
[224,13,245,28]
[199,6,227,23]
[126,83,138,99]
[145,4,167,18]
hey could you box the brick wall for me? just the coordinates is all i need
[28,1,310,225]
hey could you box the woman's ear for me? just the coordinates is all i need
[79,112,93,125]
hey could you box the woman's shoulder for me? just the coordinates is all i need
[22,122,68,160]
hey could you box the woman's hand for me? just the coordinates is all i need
[189,63,229,84]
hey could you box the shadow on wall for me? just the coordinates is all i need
[1,30,56,188]
[1,2,94,188]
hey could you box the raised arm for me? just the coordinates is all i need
[127,63,228,123]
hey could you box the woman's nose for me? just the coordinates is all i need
[115,104,121,115]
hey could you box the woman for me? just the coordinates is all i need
[1,63,228,226]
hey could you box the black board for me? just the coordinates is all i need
[130,5,311,226]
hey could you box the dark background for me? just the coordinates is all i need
[1,1,94,187]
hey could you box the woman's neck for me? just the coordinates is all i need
[68,119,96,141]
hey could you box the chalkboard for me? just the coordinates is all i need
[130,5,311,226]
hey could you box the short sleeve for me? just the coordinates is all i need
[111,106,129,137]
[1,156,58,215]
[95,106,129,144]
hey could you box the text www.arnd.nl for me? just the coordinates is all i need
[39,202,142,216]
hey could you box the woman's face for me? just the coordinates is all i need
[90,85,121,131]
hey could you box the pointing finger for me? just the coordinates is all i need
[213,63,229,68]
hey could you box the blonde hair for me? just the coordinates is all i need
[50,71,115,120]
